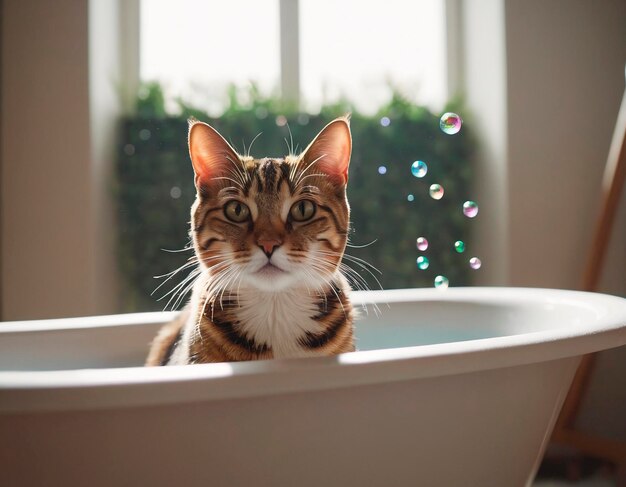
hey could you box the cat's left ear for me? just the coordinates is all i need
[301,116,352,185]
[188,119,240,189]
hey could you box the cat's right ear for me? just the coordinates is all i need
[188,120,240,189]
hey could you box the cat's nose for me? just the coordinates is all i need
[258,239,281,258]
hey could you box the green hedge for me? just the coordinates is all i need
[115,84,477,312]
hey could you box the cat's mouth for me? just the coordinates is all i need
[255,263,286,277]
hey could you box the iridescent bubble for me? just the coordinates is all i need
[378,166,387,175]
[170,186,182,199]
[416,256,429,270]
[434,275,449,289]
[463,200,479,218]
[416,237,428,251]
[407,194,415,202]
[297,113,310,125]
[275,115,288,127]
[469,257,482,270]
[411,160,428,178]
[139,128,151,141]
[429,184,444,200]
[380,116,391,127]
[439,112,462,135]
[454,240,465,253]
[123,143,135,156]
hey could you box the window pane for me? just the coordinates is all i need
[300,0,447,113]
[140,0,280,112]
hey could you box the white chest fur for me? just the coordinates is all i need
[235,288,326,358]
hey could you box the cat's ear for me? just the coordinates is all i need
[188,119,240,188]
[301,116,352,185]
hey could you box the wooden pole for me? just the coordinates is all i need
[551,87,626,476]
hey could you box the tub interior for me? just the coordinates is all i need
[0,293,602,372]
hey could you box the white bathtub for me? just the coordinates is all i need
[1,287,625,487]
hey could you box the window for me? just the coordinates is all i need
[140,0,446,113]
[300,0,447,113]
[140,0,280,114]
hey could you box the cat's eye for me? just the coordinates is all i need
[290,200,316,222]
[224,200,250,223]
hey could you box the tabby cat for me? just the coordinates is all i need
[146,116,355,365]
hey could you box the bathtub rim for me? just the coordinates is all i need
[0,287,625,413]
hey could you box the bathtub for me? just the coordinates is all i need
[1,287,626,487]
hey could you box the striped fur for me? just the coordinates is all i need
[146,117,355,365]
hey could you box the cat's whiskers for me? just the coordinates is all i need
[159,253,232,311]
[303,259,348,317]
[290,154,325,187]
[169,269,203,311]
[246,132,263,158]
[151,258,198,296]
[317,249,383,279]
[295,265,326,300]
[317,249,384,296]
[196,265,238,337]
[204,265,238,308]
[160,268,202,310]
[160,244,195,253]
[217,266,242,311]
[295,173,327,190]
[313,250,383,316]
[345,238,378,249]
[212,176,243,189]
[225,155,251,186]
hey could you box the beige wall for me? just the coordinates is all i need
[504,0,626,443]
[0,0,131,320]
[458,0,626,445]
[1,0,96,320]
[462,0,626,293]
[460,0,510,286]
[505,0,626,294]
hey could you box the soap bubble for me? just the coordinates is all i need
[275,115,288,127]
[429,184,444,200]
[416,237,429,251]
[463,201,479,218]
[439,112,462,135]
[378,166,387,175]
[416,256,430,270]
[407,194,415,202]
[139,128,151,141]
[170,186,182,199]
[434,275,449,289]
[469,257,482,270]
[123,144,135,156]
[380,116,391,127]
[454,240,465,253]
[411,160,428,178]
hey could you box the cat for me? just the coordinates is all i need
[146,116,355,365]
